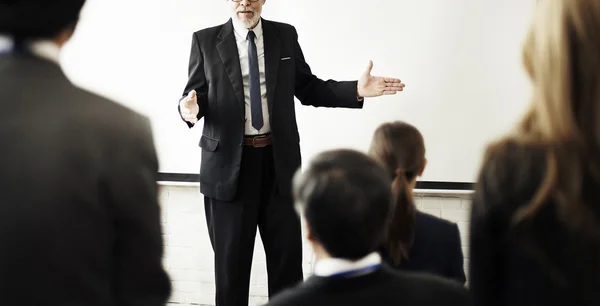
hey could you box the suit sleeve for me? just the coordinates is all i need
[446,223,467,285]
[179,32,208,128]
[469,154,508,306]
[293,28,364,109]
[107,116,172,306]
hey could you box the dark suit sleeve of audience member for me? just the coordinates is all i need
[179,32,208,128]
[442,280,473,306]
[469,147,510,306]
[292,28,364,109]
[107,116,171,305]
[449,223,467,284]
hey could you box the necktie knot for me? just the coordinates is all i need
[247,30,256,42]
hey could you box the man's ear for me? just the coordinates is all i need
[418,158,427,176]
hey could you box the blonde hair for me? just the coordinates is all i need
[494,0,600,233]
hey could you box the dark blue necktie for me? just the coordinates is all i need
[247,30,263,131]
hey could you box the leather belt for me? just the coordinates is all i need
[243,134,272,147]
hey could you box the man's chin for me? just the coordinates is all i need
[237,17,260,28]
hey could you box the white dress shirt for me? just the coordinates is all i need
[313,252,382,278]
[28,40,61,64]
[232,18,270,135]
[180,19,271,135]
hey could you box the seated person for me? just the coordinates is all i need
[368,121,466,284]
[266,149,470,306]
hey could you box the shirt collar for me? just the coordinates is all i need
[29,40,61,64]
[313,252,382,277]
[231,17,263,41]
[0,35,12,54]
[0,35,61,64]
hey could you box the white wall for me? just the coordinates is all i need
[60,0,535,183]
[159,185,472,306]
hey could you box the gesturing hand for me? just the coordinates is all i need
[180,90,199,124]
[357,60,405,98]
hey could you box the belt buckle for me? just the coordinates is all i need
[252,134,267,148]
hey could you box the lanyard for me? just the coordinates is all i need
[328,263,381,279]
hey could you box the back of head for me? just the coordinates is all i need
[0,0,86,41]
[498,0,600,232]
[480,0,600,295]
[368,121,426,265]
[292,149,393,260]
[520,0,600,147]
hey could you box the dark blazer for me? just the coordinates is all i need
[0,53,171,306]
[469,140,600,306]
[266,263,471,306]
[381,211,466,284]
[180,18,363,201]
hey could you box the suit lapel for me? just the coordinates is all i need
[262,19,280,116]
[216,19,245,106]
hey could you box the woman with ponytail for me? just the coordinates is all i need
[368,121,466,284]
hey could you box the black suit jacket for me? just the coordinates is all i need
[266,264,471,306]
[0,53,171,305]
[381,211,466,284]
[470,140,600,306]
[180,18,363,201]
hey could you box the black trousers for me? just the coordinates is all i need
[204,145,304,306]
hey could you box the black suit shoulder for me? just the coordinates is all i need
[264,19,296,32]
[72,84,151,134]
[266,265,470,306]
[415,210,462,252]
[415,210,462,249]
[417,210,458,230]
[193,22,226,38]
[399,270,471,306]
[1,55,153,148]
[388,211,466,284]
[263,19,301,41]
[0,55,170,305]
[51,75,155,168]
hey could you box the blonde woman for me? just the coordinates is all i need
[469,1,600,305]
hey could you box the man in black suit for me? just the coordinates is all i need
[266,149,470,306]
[0,1,171,305]
[178,0,405,305]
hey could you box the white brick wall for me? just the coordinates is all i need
[159,185,472,306]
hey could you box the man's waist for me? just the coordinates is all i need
[243,133,272,147]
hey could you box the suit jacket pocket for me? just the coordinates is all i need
[199,135,219,151]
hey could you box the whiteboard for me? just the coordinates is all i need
[60,0,534,183]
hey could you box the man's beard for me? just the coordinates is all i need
[236,8,260,28]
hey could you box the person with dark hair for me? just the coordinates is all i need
[0,1,171,305]
[266,149,470,306]
[368,121,466,284]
